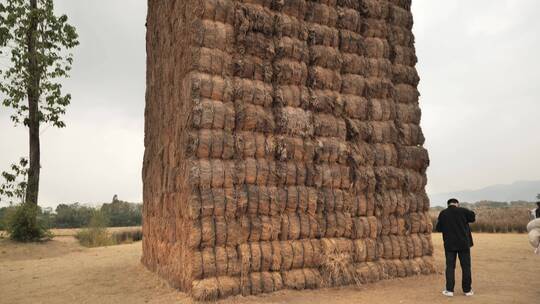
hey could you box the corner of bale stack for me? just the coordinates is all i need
[144,0,434,301]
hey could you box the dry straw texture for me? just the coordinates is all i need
[143,0,433,300]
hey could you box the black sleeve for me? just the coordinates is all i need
[435,212,443,232]
[466,209,476,223]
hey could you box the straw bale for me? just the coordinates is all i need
[279,0,308,21]
[314,137,349,164]
[249,272,263,295]
[302,239,316,267]
[413,257,428,275]
[394,83,419,103]
[388,0,412,10]
[388,26,415,47]
[190,72,233,102]
[306,2,338,28]
[260,271,275,293]
[403,169,427,192]
[219,276,241,298]
[339,29,363,54]
[274,136,296,162]
[377,190,399,216]
[275,106,314,136]
[353,239,367,262]
[352,217,367,239]
[369,99,397,121]
[192,99,235,131]
[298,213,313,238]
[341,53,367,76]
[420,233,433,256]
[395,103,421,125]
[274,59,308,86]
[194,47,233,76]
[379,216,391,236]
[308,24,339,47]
[391,45,417,66]
[236,102,275,132]
[240,32,275,60]
[398,146,429,172]
[275,12,308,40]
[235,78,273,107]
[392,259,406,277]
[310,45,343,70]
[366,262,382,282]
[410,234,423,257]
[313,113,347,139]
[389,5,413,29]
[341,74,366,96]
[337,7,360,32]
[365,238,377,261]
[191,277,220,301]
[235,3,274,35]
[362,38,389,59]
[373,167,402,191]
[365,78,394,99]
[373,144,398,167]
[233,55,273,82]
[361,19,388,39]
[309,89,344,116]
[392,64,420,86]
[390,235,401,259]
[275,85,310,108]
[422,256,437,274]
[398,236,409,258]
[379,259,396,279]
[276,36,309,62]
[193,20,234,52]
[282,269,306,290]
[351,168,377,196]
[201,0,235,24]
[362,0,390,19]
[291,240,305,268]
[309,67,342,91]
[365,58,393,78]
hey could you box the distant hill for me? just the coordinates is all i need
[429,180,540,206]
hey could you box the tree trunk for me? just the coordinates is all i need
[25,0,40,205]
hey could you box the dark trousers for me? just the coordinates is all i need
[445,249,472,292]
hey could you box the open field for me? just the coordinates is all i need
[0,233,538,304]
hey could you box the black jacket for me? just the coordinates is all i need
[436,205,476,251]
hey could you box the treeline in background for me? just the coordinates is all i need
[0,195,141,231]
[430,200,537,233]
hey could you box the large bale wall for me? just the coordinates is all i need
[142,0,434,300]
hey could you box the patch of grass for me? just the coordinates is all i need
[110,228,142,244]
[76,211,115,247]
[75,211,143,247]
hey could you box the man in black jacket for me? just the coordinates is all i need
[436,198,476,297]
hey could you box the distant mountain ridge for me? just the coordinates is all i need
[429,180,540,206]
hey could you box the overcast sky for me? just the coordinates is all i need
[1,0,539,208]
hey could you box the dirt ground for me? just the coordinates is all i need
[0,233,538,304]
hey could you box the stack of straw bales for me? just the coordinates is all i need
[142,0,434,300]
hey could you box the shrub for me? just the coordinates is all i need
[75,211,115,247]
[6,203,51,242]
[110,228,143,244]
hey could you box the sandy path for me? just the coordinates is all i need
[0,234,538,304]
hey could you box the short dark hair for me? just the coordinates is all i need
[537,201,540,206]
[447,198,459,205]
